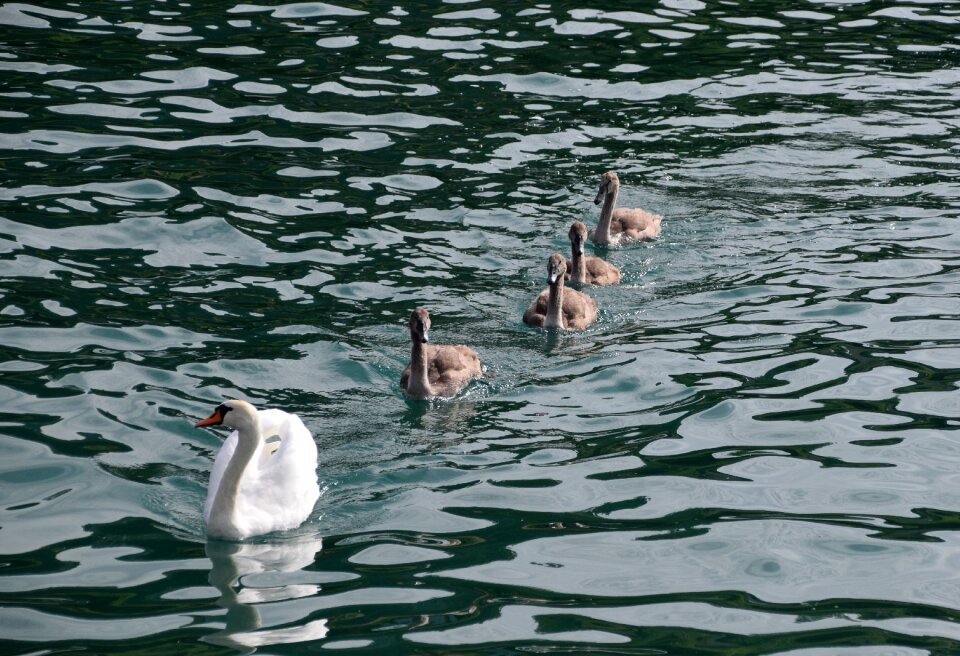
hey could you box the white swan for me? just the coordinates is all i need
[196,400,320,540]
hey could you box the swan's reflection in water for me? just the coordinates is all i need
[203,535,327,651]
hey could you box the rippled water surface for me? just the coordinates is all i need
[3,1,960,654]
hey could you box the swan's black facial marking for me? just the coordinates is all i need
[196,402,233,428]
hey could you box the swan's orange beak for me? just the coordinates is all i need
[195,408,225,428]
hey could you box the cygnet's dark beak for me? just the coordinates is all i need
[593,186,605,205]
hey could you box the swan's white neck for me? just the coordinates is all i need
[545,278,565,329]
[208,413,262,538]
[596,184,619,245]
[408,337,433,398]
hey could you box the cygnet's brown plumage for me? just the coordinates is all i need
[523,253,597,331]
[566,221,621,286]
[591,171,662,246]
[400,308,482,400]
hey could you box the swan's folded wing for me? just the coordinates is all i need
[257,410,320,524]
[271,413,317,462]
[257,409,296,439]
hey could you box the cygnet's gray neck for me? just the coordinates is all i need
[408,336,433,397]
[544,278,565,329]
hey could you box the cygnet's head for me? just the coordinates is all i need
[594,171,620,205]
[548,253,567,285]
[568,221,588,255]
[409,307,430,344]
[195,399,257,430]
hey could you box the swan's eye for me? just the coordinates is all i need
[217,404,232,417]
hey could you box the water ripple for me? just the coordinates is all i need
[2,0,960,653]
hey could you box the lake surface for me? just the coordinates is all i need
[3,1,960,654]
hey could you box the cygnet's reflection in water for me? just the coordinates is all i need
[202,534,327,651]
[400,397,481,434]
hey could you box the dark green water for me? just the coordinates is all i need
[3,1,960,654]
